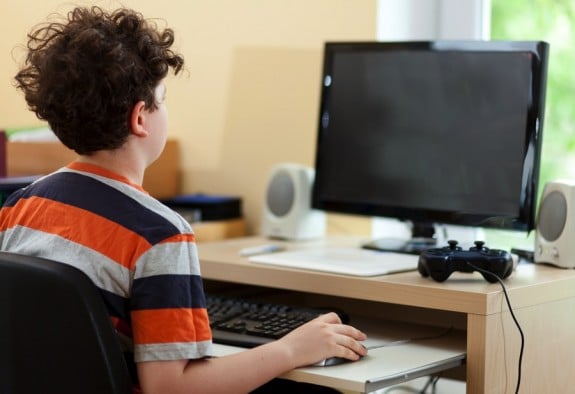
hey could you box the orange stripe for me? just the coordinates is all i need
[131,308,211,345]
[2,196,150,269]
[160,233,196,244]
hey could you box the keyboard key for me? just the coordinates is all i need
[206,294,348,348]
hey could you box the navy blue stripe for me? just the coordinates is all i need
[99,288,130,322]
[131,274,206,310]
[3,187,26,207]
[7,172,181,245]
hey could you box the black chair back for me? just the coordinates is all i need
[0,251,132,394]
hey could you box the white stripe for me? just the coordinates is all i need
[134,241,201,278]
[135,340,213,362]
[1,226,131,297]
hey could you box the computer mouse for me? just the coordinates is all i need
[315,355,363,367]
[319,357,348,366]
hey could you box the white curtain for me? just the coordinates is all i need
[376,0,490,41]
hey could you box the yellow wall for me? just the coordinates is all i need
[1,0,376,235]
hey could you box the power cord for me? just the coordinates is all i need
[466,262,525,394]
[381,374,441,393]
[419,375,440,393]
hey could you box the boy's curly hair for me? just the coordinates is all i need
[14,6,184,155]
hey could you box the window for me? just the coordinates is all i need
[487,1,575,248]
[492,0,575,191]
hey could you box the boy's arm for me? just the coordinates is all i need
[137,313,367,394]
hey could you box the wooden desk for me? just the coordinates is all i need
[197,236,575,393]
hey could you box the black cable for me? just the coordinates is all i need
[430,375,441,393]
[382,375,441,394]
[378,329,454,393]
[419,375,441,393]
[466,262,525,394]
[382,386,420,393]
[419,376,435,393]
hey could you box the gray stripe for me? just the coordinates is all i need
[1,226,130,297]
[135,340,214,362]
[134,241,201,278]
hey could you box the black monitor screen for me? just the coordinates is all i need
[312,41,549,235]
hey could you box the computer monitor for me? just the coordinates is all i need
[312,40,549,253]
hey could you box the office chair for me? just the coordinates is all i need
[0,251,132,394]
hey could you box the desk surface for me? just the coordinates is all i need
[198,236,575,393]
[198,236,575,316]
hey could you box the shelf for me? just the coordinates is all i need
[211,318,466,393]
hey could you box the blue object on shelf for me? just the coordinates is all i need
[162,193,242,222]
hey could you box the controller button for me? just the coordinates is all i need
[474,240,485,250]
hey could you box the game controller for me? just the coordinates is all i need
[418,240,514,283]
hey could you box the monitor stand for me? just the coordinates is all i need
[361,222,437,255]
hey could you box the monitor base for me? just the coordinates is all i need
[361,237,437,255]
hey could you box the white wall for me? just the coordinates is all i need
[371,0,490,244]
[1,1,377,236]
[377,0,490,40]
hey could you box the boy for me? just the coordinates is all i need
[0,6,367,393]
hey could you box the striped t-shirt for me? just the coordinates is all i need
[0,162,213,363]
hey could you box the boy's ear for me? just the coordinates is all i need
[129,101,149,137]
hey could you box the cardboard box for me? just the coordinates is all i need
[6,139,180,199]
[192,218,247,242]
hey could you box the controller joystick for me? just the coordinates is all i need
[418,240,514,283]
[446,239,462,251]
[470,240,487,252]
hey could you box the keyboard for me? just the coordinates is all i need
[206,294,348,348]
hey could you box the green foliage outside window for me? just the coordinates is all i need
[491,0,575,188]
[486,0,575,249]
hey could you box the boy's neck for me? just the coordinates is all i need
[76,149,146,186]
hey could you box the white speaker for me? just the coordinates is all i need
[261,163,326,241]
[534,179,575,268]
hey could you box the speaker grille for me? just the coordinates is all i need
[266,171,294,217]
[538,190,567,242]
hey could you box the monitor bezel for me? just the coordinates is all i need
[311,40,549,232]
